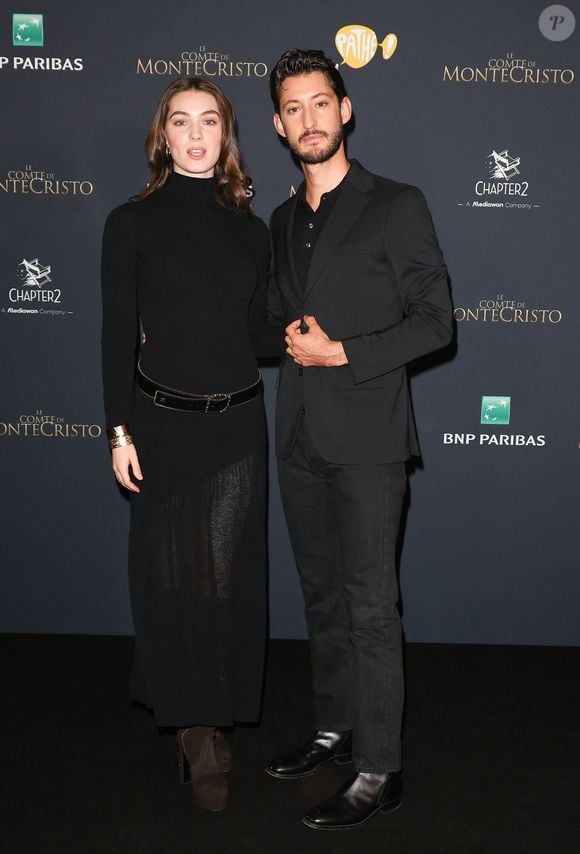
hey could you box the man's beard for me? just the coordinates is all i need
[290,126,344,165]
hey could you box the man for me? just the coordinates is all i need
[265,49,452,830]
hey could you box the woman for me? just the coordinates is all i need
[101,77,276,812]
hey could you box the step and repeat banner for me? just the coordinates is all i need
[1,1,578,644]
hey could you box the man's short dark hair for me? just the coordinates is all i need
[269,49,347,113]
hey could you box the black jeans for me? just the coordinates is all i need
[278,418,406,772]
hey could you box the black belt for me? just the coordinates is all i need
[137,367,261,413]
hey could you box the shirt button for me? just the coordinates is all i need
[305,242,311,248]
[308,222,314,229]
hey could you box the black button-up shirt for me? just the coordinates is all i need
[291,175,347,292]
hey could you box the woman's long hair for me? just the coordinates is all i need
[138,76,252,214]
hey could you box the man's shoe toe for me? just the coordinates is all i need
[302,770,402,830]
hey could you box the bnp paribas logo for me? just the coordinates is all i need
[443,394,545,446]
[480,396,511,426]
[12,14,44,47]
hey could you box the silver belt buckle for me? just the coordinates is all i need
[153,389,169,407]
[205,392,231,414]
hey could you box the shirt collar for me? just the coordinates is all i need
[297,165,351,209]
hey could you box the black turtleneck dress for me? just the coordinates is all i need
[101,173,274,727]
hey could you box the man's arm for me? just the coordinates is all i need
[342,186,452,383]
[286,186,451,374]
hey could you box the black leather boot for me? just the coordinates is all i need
[302,770,402,829]
[265,730,352,779]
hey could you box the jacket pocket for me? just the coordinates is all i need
[334,242,373,255]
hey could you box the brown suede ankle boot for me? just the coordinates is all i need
[177,727,228,811]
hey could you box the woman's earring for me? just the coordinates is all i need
[165,143,171,158]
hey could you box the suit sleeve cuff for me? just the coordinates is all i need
[342,336,390,384]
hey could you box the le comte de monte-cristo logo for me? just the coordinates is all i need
[12,13,43,46]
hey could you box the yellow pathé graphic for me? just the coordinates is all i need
[335,25,397,69]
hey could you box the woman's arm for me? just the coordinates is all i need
[101,204,143,491]
[248,216,285,360]
[101,204,140,427]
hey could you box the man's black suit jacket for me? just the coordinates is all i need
[267,160,453,464]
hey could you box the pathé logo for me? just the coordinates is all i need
[335,25,397,69]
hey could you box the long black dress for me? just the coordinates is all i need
[101,172,272,727]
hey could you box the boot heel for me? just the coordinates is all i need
[381,797,402,813]
[178,743,191,784]
[177,727,229,810]
[215,730,232,773]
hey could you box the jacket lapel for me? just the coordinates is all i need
[303,169,373,302]
[278,194,303,307]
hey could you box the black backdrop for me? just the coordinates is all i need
[1,0,578,645]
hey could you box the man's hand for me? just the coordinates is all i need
[112,444,143,493]
[285,315,348,367]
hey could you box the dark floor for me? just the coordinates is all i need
[1,635,578,854]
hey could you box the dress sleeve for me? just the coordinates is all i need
[100,205,139,428]
[248,216,285,360]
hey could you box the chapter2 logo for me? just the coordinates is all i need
[335,25,397,69]
[18,257,51,288]
[11,256,61,304]
[457,147,537,210]
[12,13,43,46]
[2,255,73,316]
[488,150,520,181]
[474,148,529,200]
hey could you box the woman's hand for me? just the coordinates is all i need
[111,444,143,493]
